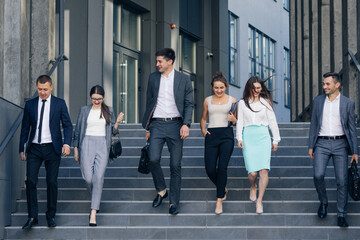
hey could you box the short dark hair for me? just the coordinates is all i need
[155,48,175,64]
[323,72,341,83]
[36,75,52,85]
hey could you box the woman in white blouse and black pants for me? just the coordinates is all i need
[236,76,280,214]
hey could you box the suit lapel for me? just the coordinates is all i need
[50,95,56,123]
[173,70,180,100]
[154,73,161,99]
[318,95,326,124]
[339,94,346,125]
[33,97,39,125]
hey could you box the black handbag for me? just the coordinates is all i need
[348,161,360,201]
[138,142,150,174]
[109,134,122,159]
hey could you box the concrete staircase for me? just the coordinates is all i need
[4,123,360,239]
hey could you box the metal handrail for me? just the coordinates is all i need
[0,53,68,156]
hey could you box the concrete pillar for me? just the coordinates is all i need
[290,0,296,121]
[321,0,330,76]
[311,0,320,99]
[296,0,302,116]
[347,0,357,100]
[20,0,31,102]
[3,0,21,105]
[333,0,342,72]
[0,1,4,98]
[30,0,55,91]
[303,0,310,108]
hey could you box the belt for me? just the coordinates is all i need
[318,135,346,140]
[33,143,52,147]
[152,117,182,122]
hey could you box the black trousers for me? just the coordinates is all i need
[204,127,234,198]
[26,143,61,219]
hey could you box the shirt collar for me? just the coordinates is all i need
[39,94,51,103]
[325,93,340,103]
[162,68,175,80]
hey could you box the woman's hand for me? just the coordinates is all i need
[116,112,124,123]
[74,147,79,162]
[227,112,236,124]
[202,130,210,137]
[272,144,278,152]
[237,140,243,149]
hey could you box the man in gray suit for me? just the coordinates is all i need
[142,48,193,215]
[308,72,359,227]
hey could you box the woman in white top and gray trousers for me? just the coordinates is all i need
[237,76,280,214]
[73,85,124,226]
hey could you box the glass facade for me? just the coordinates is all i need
[248,26,276,98]
[113,3,141,123]
[229,12,238,86]
[284,48,290,107]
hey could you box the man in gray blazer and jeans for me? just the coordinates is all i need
[308,72,359,227]
[142,48,193,215]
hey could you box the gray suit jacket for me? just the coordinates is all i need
[73,105,118,159]
[308,94,359,155]
[142,70,194,130]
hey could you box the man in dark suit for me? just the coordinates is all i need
[142,48,193,215]
[308,72,359,227]
[19,75,73,229]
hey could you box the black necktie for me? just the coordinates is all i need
[38,99,47,143]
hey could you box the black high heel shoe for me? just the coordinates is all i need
[89,213,97,227]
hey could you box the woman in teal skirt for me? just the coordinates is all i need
[236,76,281,214]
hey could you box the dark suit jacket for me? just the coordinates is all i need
[19,95,73,155]
[142,70,193,130]
[308,94,359,155]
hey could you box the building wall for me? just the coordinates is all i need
[229,0,290,122]
[290,0,360,122]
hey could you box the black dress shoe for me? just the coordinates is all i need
[22,218,38,230]
[317,203,328,219]
[169,205,179,215]
[152,191,168,208]
[89,213,97,227]
[47,218,56,228]
[337,217,349,227]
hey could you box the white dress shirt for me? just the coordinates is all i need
[85,109,106,136]
[153,69,181,118]
[236,98,281,144]
[319,93,344,136]
[33,95,52,144]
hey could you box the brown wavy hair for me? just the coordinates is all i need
[211,72,228,87]
[242,76,273,112]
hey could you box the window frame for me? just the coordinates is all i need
[229,12,240,87]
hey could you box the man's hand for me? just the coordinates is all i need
[308,149,314,159]
[237,140,243,149]
[272,144,278,152]
[74,147,79,162]
[145,132,150,140]
[351,154,359,164]
[20,152,27,161]
[180,125,190,140]
[62,145,70,157]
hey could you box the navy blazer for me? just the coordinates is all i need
[308,94,359,155]
[142,70,194,130]
[19,95,73,155]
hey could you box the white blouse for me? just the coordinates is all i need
[236,98,281,144]
[85,109,106,136]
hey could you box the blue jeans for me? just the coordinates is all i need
[148,119,183,206]
[313,138,349,217]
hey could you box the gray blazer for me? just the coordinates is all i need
[308,94,359,155]
[142,70,194,130]
[73,105,118,159]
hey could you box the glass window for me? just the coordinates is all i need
[284,48,290,107]
[229,12,238,85]
[180,34,196,74]
[283,0,290,11]
[248,25,276,97]
[113,4,141,51]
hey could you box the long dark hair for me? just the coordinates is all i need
[242,76,273,112]
[90,85,111,125]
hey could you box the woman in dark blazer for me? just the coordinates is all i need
[73,85,124,226]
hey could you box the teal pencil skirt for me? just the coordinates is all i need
[242,125,272,174]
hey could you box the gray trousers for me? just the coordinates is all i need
[148,119,183,206]
[80,135,108,210]
[313,138,349,217]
